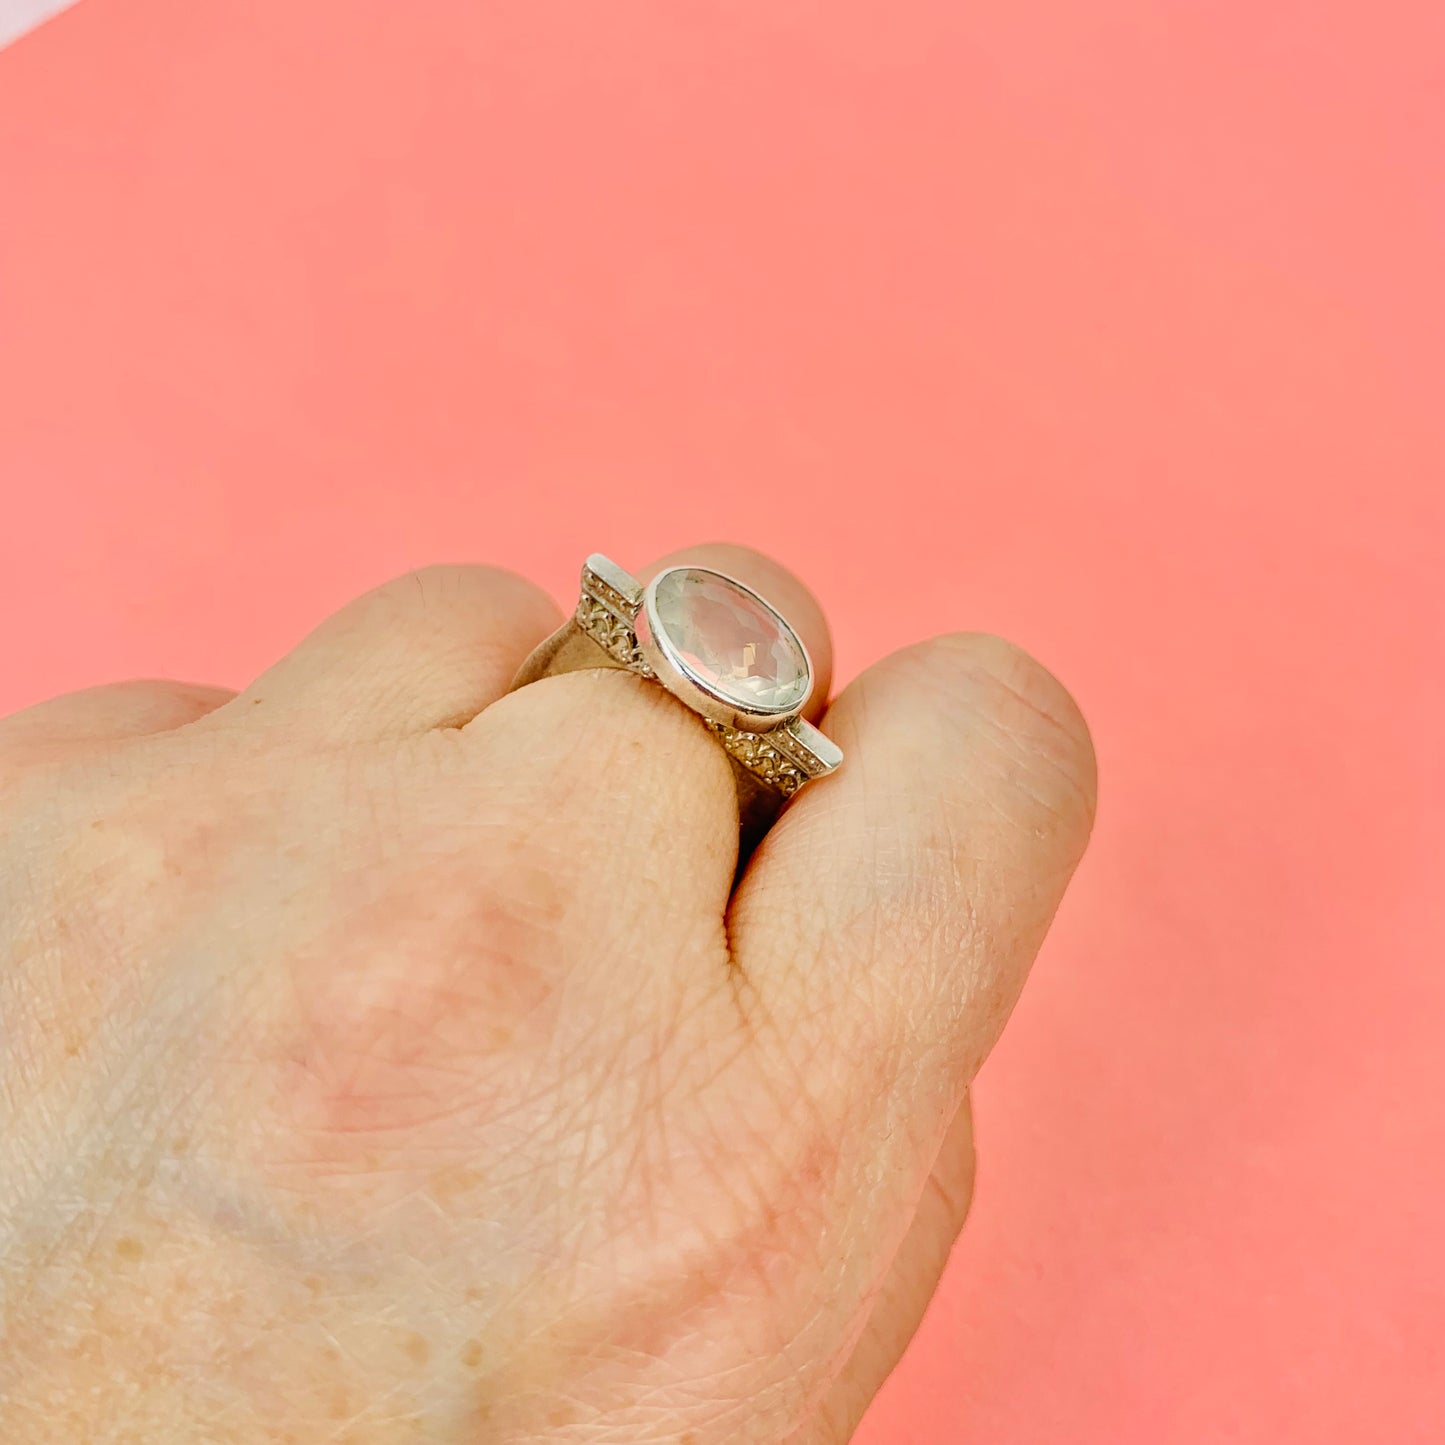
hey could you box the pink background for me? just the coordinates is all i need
[2,1,1442,1439]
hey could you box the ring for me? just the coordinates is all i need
[511,555,843,829]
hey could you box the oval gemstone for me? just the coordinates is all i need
[651,568,810,713]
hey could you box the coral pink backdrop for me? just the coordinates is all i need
[2,2,1441,1440]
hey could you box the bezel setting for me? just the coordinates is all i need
[635,565,814,734]
[568,553,842,797]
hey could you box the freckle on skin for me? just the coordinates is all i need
[303,1274,323,1293]
[405,1332,430,1366]
[429,1165,480,1199]
[460,1339,482,1368]
[114,1237,143,1262]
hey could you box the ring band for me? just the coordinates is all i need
[511,554,843,835]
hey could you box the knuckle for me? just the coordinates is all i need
[486,667,737,823]
[925,631,1098,826]
[378,563,555,624]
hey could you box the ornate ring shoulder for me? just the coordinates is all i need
[519,553,843,802]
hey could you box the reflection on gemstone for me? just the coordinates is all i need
[651,568,810,712]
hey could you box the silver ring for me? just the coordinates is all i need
[566,553,843,799]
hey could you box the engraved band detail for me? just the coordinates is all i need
[572,555,840,796]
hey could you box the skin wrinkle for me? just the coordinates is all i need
[0,569,1094,1442]
[8,931,218,1285]
[610,967,714,1253]
[476,1020,868,1431]
[763,734,1054,1088]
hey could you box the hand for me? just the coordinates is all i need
[0,545,1095,1443]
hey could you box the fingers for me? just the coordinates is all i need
[216,565,562,739]
[739,631,1095,1091]
[464,544,833,966]
[0,680,234,757]
[724,634,1093,1387]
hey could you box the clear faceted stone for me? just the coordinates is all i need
[652,568,810,712]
